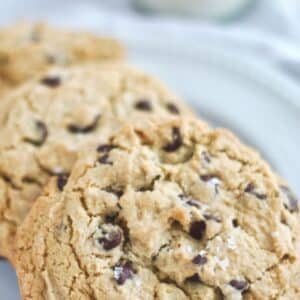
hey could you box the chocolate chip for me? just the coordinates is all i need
[232,219,239,227]
[97,144,116,165]
[105,212,119,223]
[163,127,182,152]
[185,273,202,283]
[245,183,266,200]
[134,99,152,111]
[98,154,113,165]
[24,121,48,146]
[41,76,61,88]
[113,261,135,285]
[244,183,255,193]
[192,254,207,265]
[68,115,100,134]
[166,103,180,115]
[189,220,206,240]
[97,144,116,153]
[280,185,299,213]
[57,174,68,191]
[104,187,123,198]
[34,121,48,145]
[282,254,290,261]
[98,230,122,251]
[204,214,221,223]
[229,279,248,291]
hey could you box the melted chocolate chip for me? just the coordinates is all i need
[98,154,113,165]
[189,220,206,240]
[98,230,122,251]
[97,144,116,153]
[245,183,266,200]
[282,254,290,261]
[135,99,152,111]
[57,174,68,191]
[114,261,135,285]
[204,214,221,223]
[185,273,202,283]
[163,127,182,152]
[192,254,207,265]
[104,187,124,198]
[24,121,48,146]
[68,115,100,134]
[280,186,299,213]
[244,183,256,193]
[229,279,248,291]
[41,76,61,88]
[166,103,180,115]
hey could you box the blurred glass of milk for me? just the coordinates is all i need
[133,0,255,19]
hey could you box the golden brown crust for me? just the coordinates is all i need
[16,117,300,300]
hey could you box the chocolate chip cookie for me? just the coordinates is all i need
[0,22,124,95]
[16,117,300,299]
[0,63,193,261]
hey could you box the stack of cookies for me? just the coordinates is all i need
[0,23,299,300]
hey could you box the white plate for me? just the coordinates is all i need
[1,31,300,300]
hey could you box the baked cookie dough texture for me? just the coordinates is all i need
[16,117,300,300]
[0,22,124,94]
[0,63,193,260]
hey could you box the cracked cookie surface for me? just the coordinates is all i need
[16,118,300,299]
[0,22,124,95]
[0,63,193,260]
